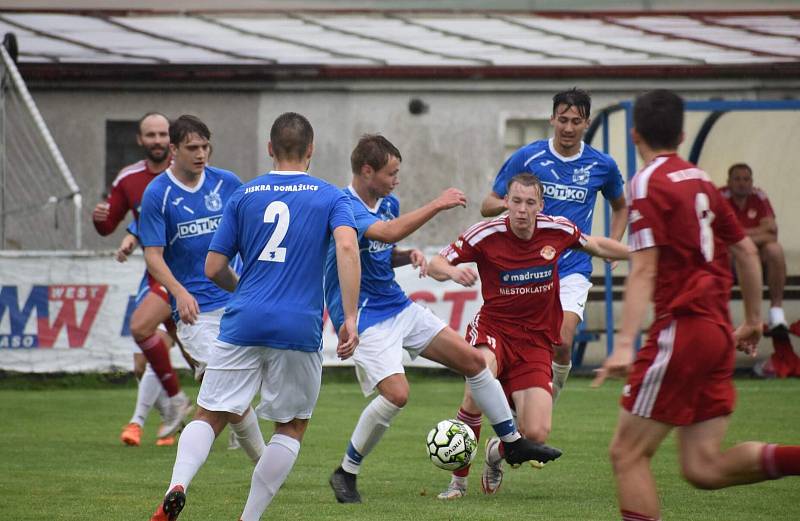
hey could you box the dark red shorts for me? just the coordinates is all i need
[622,316,736,426]
[466,314,553,405]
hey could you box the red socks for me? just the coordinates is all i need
[762,443,800,479]
[454,408,482,478]
[621,510,659,521]
[137,333,180,397]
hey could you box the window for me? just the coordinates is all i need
[104,120,141,193]
[503,119,549,160]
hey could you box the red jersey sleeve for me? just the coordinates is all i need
[439,221,486,265]
[628,179,668,253]
[551,215,588,251]
[755,188,776,220]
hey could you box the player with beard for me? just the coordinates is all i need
[93,112,190,445]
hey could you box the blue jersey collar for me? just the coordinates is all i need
[166,168,206,193]
[269,170,309,176]
[548,138,584,163]
[347,184,383,213]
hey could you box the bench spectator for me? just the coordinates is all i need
[720,163,788,334]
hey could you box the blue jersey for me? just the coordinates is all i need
[493,139,624,278]
[325,186,411,334]
[139,166,242,314]
[209,171,355,351]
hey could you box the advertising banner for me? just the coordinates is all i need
[0,252,480,373]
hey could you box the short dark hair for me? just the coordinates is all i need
[169,115,210,146]
[728,162,753,177]
[552,88,591,120]
[351,134,402,175]
[506,173,543,198]
[270,112,314,160]
[137,112,169,135]
[633,89,684,150]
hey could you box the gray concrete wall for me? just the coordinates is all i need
[31,89,261,250]
[27,78,800,253]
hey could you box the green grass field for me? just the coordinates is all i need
[2,371,798,520]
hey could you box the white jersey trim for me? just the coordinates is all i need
[269,170,309,177]
[464,217,507,247]
[630,156,668,200]
[536,215,577,236]
[547,138,584,163]
[347,184,382,213]
[523,149,547,168]
[111,160,147,187]
[629,228,655,251]
[166,168,206,194]
[632,321,675,418]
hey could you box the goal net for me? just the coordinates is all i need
[0,33,82,250]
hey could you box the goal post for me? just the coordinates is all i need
[0,33,82,250]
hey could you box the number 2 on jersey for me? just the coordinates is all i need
[258,201,290,262]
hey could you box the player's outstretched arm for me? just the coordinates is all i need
[334,225,361,360]
[144,246,199,325]
[365,188,466,244]
[427,254,478,287]
[730,236,763,355]
[580,235,630,261]
[480,191,506,217]
[391,248,428,276]
[115,232,138,263]
[205,251,239,293]
[592,247,656,387]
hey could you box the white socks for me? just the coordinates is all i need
[167,420,215,493]
[552,361,572,403]
[465,368,519,443]
[229,408,267,464]
[342,395,402,474]
[770,307,787,328]
[240,434,300,521]
[130,365,164,426]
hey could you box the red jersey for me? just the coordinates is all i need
[719,186,775,229]
[628,154,745,328]
[93,160,163,236]
[440,214,586,344]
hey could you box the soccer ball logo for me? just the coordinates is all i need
[426,419,477,471]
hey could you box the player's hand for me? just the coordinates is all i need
[115,234,138,263]
[175,290,200,325]
[409,249,428,278]
[604,259,619,270]
[451,266,478,287]
[435,188,467,210]
[591,346,634,387]
[733,321,762,357]
[337,317,359,360]
[92,202,110,222]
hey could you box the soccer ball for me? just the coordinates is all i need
[426,419,477,471]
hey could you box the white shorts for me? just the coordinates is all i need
[175,308,224,380]
[559,273,593,321]
[353,302,447,396]
[198,341,323,423]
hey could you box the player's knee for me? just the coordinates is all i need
[608,438,637,474]
[459,348,487,377]
[129,315,155,342]
[519,423,550,444]
[762,241,784,262]
[681,463,722,490]
[383,388,409,408]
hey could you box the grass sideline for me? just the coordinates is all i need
[2,375,798,520]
